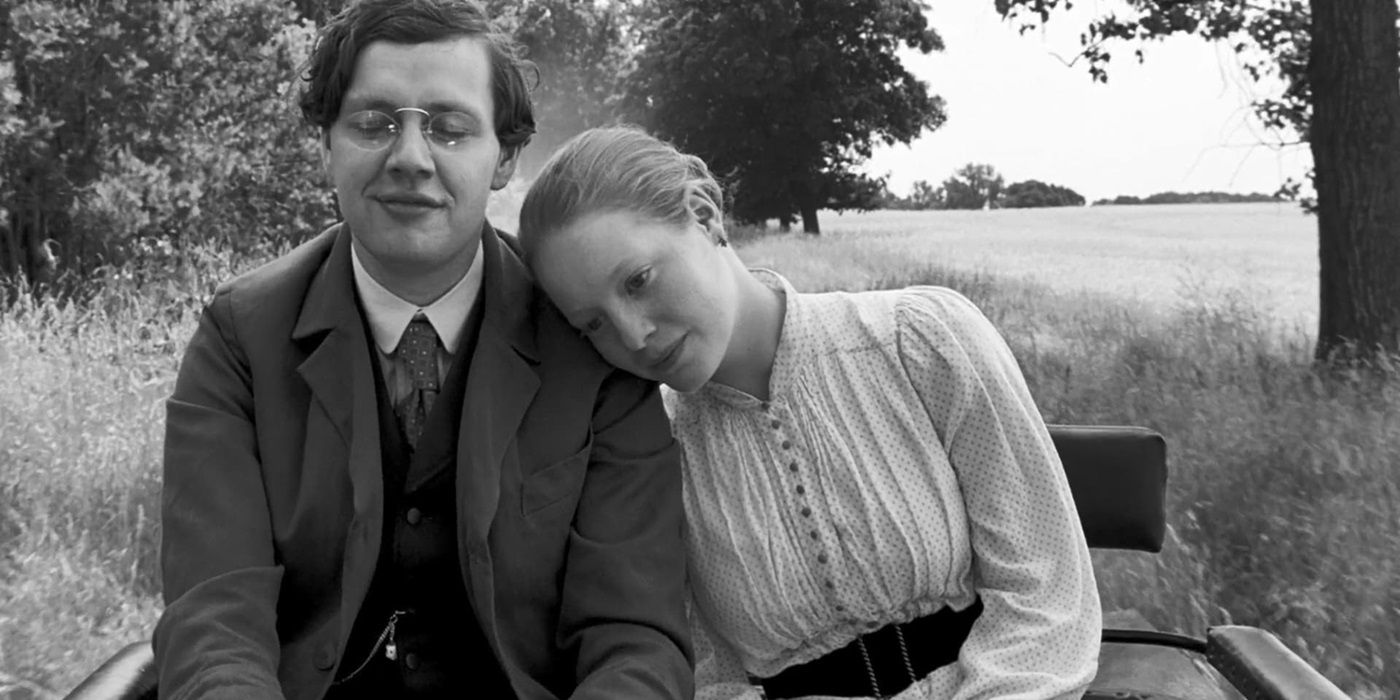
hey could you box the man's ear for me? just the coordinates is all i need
[319,130,332,176]
[491,145,520,190]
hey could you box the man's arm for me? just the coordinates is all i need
[556,370,694,700]
[154,289,286,700]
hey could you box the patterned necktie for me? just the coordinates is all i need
[396,317,440,450]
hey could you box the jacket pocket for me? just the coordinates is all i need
[521,433,592,516]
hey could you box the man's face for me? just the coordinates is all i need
[323,38,516,299]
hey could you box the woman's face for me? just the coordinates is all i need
[529,208,738,392]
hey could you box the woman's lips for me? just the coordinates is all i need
[649,336,686,372]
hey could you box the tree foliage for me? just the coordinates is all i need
[0,0,332,291]
[1095,190,1280,206]
[488,0,633,175]
[941,163,1004,210]
[1000,179,1084,208]
[0,0,633,291]
[625,0,947,234]
[996,0,1400,364]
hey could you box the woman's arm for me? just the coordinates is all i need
[896,287,1100,700]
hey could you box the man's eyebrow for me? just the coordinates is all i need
[339,96,399,112]
[422,100,483,117]
[340,96,484,118]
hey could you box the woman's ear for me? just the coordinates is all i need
[688,190,728,247]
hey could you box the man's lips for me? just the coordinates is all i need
[373,193,445,208]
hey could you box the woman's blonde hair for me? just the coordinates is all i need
[518,126,724,260]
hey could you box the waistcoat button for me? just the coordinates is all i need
[313,642,337,670]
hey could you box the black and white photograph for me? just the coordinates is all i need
[0,1,1393,699]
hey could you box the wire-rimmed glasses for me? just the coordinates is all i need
[337,107,481,151]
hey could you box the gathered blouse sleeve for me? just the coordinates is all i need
[895,287,1100,699]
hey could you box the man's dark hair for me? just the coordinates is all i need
[298,0,536,153]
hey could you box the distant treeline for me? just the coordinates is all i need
[876,163,1087,211]
[875,164,1287,212]
[1093,191,1285,206]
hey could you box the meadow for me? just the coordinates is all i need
[1,203,1395,699]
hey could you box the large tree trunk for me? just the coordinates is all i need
[1308,0,1400,362]
[793,179,822,235]
[800,206,820,235]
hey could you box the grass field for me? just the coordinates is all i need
[2,203,1395,699]
[811,203,1318,327]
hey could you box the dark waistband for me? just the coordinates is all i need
[754,597,983,699]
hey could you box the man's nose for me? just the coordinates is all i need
[385,120,435,177]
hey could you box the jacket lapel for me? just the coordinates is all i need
[291,225,384,636]
[457,224,540,644]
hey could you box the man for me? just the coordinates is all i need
[152,1,692,698]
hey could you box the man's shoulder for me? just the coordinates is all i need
[214,225,340,302]
[529,288,614,375]
[197,225,342,349]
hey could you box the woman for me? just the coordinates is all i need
[517,126,1100,699]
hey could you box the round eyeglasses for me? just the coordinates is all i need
[337,107,481,151]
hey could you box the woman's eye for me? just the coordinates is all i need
[624,269,651,294]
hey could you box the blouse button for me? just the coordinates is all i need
[817,553,829,564]
[795,485,805,495]
[801,507,812,518]
[810,530,819,540]
[761,401,771,412]
[835,604,846,612]
[788,462,798,473]
[826,580,835,589]
[781,440,792,450]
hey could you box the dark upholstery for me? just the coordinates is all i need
[1048,424,1168,552]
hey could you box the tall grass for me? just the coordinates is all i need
[0,246,256,699]
[1,222,1395,698]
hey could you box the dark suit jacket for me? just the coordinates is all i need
[153,223,692,700]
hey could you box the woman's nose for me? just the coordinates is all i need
[612,312,654,352]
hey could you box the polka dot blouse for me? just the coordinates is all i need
[665,271,1100,700]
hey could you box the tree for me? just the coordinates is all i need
[909,179,944,209]
[995,0,1400,363]
[625,0,947,234]
[942,163,1004,210]
[0,0,330,289]
[488,0,634,175]
[1000,179,1084,208]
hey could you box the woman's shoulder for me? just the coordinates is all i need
[813,285,987,332]
[887,286,1015,369]
[890,285,983,316]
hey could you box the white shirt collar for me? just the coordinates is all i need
[350,242,483,355]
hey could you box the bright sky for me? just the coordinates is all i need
[862,1,1313,201]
